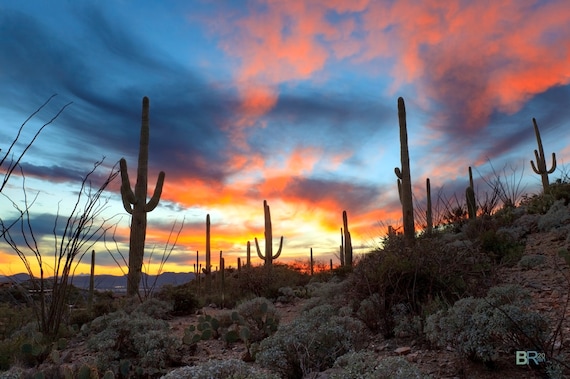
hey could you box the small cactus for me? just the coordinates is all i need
[530,118,556,193]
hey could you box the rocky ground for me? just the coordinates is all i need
[164,228,570,378]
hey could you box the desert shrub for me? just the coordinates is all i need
[331,351,427,379]
[86,310,179,375]
[538,200,570,231]
[161,359,280,379]
[303,279,352,312]
[256,304,367,379]
[238,264,310,300]
[132,298,172,320]
[235,297,279,342]
[0,304,33,341]
[518,254,546,270]
[520,192,556,215]
[425,284,550,366]
[155,284,199,316]
[479,229,524,265]
[350,236,476,338]
[392,303,422,338]
[91,291,119,317]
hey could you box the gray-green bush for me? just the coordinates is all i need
[86,310,179,375]
[425,284,550,365]
[235,297,279,342]
[160,358,280,379]
[331,351,427,379]
[256,304,366,379]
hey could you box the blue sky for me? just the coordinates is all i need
[1,0,569,276]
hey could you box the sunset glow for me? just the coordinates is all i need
[1,1,569,278]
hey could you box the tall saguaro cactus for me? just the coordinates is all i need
[203,214,212,292]
[426,178,433,234]
[255,200,283,267]
[530,118,556,193]
[394,97,415,243]
[120,97,165,297]
[342,211,353,266]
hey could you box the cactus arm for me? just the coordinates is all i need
[273,236,283,259]
[394,167,402,179]
[547,153,557,174]
[145,171,165,212]
[119,158,136,205]
[120,186,134,214]
[254,237,265,260]
[530,152,541,174]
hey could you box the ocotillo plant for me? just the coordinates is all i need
[120,96,165,297]
[203,214,212,292]
[343,211,353,266]
[254,200,283,267]
[426,178,433,234]
[530,118,556,193]
[394,97,415,243]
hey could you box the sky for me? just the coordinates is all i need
[1,0,569,277]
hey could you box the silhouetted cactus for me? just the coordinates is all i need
[342,211,353,266]
[466,166,477,220]
[88,249,95,313]
[530,118,556,193]
[202,214,212,292]
[255,200,283,267]
[426,178,433,234]
[466,186,476,220]
[246,241,251,267]
[394,97,415,243]
[120,97,165,296]
[310,248,314,276]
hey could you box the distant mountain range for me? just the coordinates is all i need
[0,272,196,293]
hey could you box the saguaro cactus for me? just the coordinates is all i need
[203,214,212,292]
[466,166,477,220]
[394,97,415,243]
[426,178,433,234]
[254,200,283,267]
[120,97,165,297]
[530,118,556,193]
[246,241,251,267]
[342,211,353,266]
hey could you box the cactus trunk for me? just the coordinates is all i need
[394,97,415,243]
[342,211,353,266]
[88,250,95,313]
[121,97,165,297]
[254,200,283,267]
[426,178,433,234]
[205,214,212,292]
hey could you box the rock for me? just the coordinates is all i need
[394,346,411,355]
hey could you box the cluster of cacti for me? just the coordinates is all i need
[255,200,283,267]
[120,97,166,297]
[183,314,220,344]
[394,97,415,243]
[466,166,477,220]
[530,117,557,193]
